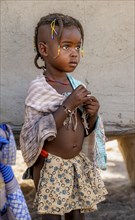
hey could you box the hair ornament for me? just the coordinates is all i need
[57,45,61,56]
[51,19,58,39]
[54,45,60,59]
[53,45,61,59]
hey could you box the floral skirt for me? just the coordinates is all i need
[33,152,108,215]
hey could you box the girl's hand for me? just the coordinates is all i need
[83,96,100,118]
[63,85,91,110]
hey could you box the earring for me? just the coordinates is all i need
[81,47,84,57]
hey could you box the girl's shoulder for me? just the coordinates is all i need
[27,74,48,96]
[29,74,45,87]
[25,74,47,106]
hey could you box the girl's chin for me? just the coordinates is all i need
[66,66,78,72]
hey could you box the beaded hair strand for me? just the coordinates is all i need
[34,13,84,70]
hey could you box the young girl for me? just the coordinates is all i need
[20,13,107,220]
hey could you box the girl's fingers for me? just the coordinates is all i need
[85,104,99,113]
[84,101,99,107]
[76,85,91,95]
[85,106,98,112]
[76,85,86,91]
[88,96,98,102]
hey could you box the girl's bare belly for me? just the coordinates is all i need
[33,112,84,189]
[43,113,85,159]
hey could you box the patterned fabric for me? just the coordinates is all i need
[20,73,107,170]
[82,117,107,170]
[0,124,16,165]
[0,177,31,220]
[0,123,31,220]
[33,152,108,215]
[7,188,31,220]
[95,117,107,169]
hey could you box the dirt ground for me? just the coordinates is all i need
[13,140,135,220]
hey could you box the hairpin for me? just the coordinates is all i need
[50,19,58,39]
[57,45,61,56]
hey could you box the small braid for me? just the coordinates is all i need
[34,13,84,70]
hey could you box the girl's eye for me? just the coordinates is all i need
[62,45,69,50]
[75,46,81,51]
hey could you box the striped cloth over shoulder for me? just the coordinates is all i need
[20,74,66,167]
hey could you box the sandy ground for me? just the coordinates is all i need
[13,140,135,220]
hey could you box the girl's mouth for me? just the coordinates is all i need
[69,61,78,67]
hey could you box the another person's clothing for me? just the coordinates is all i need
[0,123,31,220]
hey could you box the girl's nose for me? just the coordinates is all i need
[70,48,78,57]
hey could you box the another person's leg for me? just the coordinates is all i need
[65,210,85,220]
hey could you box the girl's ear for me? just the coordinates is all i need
[38,42,48,57]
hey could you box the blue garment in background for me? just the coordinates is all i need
[0,123,31,220]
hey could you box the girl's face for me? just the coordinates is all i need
[45,26,82,73]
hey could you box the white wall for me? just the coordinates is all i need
[1,0,134,127]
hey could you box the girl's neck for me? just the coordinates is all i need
[45,75,70,86]
[44,69,68,81]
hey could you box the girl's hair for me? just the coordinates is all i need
[34,13,84,69]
